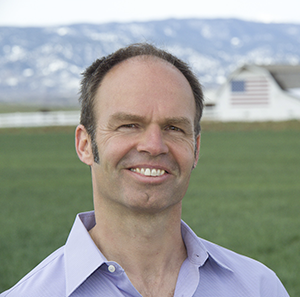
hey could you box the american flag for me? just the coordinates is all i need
[230,77,269,106]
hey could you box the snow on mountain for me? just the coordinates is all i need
[1,18,300,106]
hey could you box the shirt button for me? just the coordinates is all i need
[108,264,116,273]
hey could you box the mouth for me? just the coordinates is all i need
[130,168,167,177]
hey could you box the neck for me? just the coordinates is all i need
[90,200,185,263]
[89,201,187,296]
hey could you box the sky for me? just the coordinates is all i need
[0,0,299,27]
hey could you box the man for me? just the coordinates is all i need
[1,43,289,296]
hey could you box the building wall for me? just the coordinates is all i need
[212,66,300,122]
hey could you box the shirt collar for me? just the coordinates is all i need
[64,211,107,296]
[64,211,232,296]
[181,220,233,272]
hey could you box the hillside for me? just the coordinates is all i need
[1,18,300,106]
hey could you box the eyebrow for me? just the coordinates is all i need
[109,112,145,124]
[108,112,193,131]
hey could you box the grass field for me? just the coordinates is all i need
[0,121,299,295]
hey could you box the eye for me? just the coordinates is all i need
[118,123,139,129]
[166,125,184,133]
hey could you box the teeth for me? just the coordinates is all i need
[131,168,165,177]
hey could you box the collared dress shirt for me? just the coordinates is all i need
[1,211,289,297]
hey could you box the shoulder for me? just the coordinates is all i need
[198,237,289,296]
[200,237,272,272]
[1,246,66,297]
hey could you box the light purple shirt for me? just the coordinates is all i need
[1,211,289,296]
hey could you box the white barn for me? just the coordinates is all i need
[204,64,300,121]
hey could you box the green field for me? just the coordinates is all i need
[0,121,299,295]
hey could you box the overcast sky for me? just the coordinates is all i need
[0,0,299,27]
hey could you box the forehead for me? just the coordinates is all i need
[94,56,195,121]
[101,55,190,89]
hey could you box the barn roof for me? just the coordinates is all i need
[258,64,300,90]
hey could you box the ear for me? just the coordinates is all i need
[193,134,201,169]
[75,124,94,166]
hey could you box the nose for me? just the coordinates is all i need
[137,124,169,156]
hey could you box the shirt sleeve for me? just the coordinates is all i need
[260,271,290,297]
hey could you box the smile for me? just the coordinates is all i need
[130,168,166,177]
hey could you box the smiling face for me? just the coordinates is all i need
[77,56,200,214]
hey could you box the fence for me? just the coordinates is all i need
[0,111,80,128]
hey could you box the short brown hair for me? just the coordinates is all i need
[79,43,204,162]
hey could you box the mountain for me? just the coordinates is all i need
[1,18,300,106]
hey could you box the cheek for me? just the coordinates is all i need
[168,136,196,158]
[97,134,136,167]
[168,141,196,173]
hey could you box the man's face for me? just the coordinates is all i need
[89,56,200,214]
